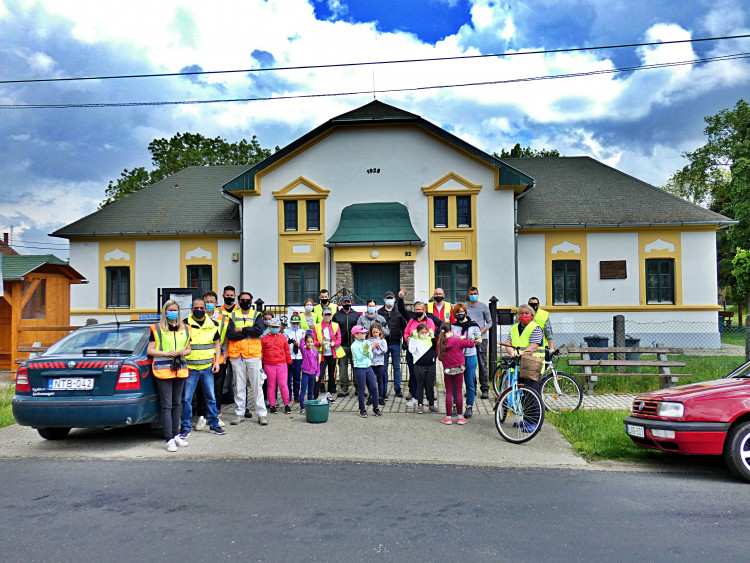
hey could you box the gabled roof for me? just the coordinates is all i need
[506,157,735,227]
[0,240,20,256]
[1,254,85,281]
[223,100,535,195]
[327,202,424,245]
[53,165,252,238]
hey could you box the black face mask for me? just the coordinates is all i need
[434,296,444,303]
[529,303,539,312]
[455,313,466,321]
[239,300,252,310]
[320,298,329,305]
[224,297,235,306]
[415,311,425,319]
[192,310,205,319]
[342,304,351,311]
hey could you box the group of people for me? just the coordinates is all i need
[148,283,554,451]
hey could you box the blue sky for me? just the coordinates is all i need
[1,0,749,258]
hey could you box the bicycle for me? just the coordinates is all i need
[539,348,583,413]
[493,347,545,444]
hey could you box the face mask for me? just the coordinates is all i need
[519,314,532,324]
[165,311,179,321]
[192,310,206,319]
[320,298,329,305]
[342,304,351,311]
[415,311,425,318]
[205,303,216,313]
[469,295,478,303]
[305,305,314,312]
[367,306,376,314]
[270,327,280,334]
[434,296,444,303]
[292,323,300,329]
[224,297,235,306]
[529,303,539,312]
[239,300,252,310]
[385,299,394,307]
[455,313,466,321]
[323,316,332,323]
[418,333,428,339]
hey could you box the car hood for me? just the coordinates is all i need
[636,377,750,402]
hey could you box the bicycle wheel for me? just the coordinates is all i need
[491,363,510,397]
[540,372,583,413]
[494,386,545,444]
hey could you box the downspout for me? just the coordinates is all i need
[221,191,243,291]
[514,183,536,307]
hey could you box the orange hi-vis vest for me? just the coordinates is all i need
[150,323,190,379]
[226,309,262,359]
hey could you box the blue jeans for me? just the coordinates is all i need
[452,355,477,406]
[300,372,316,409]
[182,366,219,433]
[354,367,378,412]
[288,359,302,400]
[384,344,402,391]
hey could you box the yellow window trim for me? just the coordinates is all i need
[639,231,682,306]
[272,176,331,200]
[545,232,588,307]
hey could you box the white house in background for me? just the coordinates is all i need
[53,100,734,347]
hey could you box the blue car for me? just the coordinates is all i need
[12,321,159,440]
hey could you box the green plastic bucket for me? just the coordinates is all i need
[304,400,330,423]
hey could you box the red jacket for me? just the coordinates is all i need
[261,332,292,365]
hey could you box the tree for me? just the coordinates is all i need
[732,248,750,313]
[99,132,274,207]
[492,143,561,159]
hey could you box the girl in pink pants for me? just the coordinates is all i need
[261,318,293,414]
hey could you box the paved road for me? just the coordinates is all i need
[0,458,745,562]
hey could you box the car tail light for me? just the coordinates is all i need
[15,366,30,392]
[115,364,141,391]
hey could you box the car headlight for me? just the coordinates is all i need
[657,401,684,418]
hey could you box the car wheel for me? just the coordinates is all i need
[723,420,750,482]
[37,427,71,441]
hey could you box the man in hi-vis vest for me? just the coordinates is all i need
[180,299,226,438]
[226,291,268,426]
[427,287,455,324]
[528,296,554,353]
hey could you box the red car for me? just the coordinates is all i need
[624,361,750,482]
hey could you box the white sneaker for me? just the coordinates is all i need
[406,398,418,407]
[195,416,207,431]
[174,435,189,447]
[217,417,226,428]
[166,439,178,452]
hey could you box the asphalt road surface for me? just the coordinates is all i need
[1,458,747,562]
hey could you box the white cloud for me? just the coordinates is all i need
[0,0,7,18]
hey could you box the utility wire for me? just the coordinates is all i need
[1,33,748,85]
[1,51,747,110]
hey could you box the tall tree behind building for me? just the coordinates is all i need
[493,143,561,158]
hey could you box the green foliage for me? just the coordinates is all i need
[100,132,274,208]
[0,386,15,429]
[732,247,750,307]
[493,142,561,158]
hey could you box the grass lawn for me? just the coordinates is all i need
[547,409,665,462]
[721,328,747,346]
[0,386,15,429]
[554,354,745,394]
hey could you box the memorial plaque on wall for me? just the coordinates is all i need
[600,260,627,279]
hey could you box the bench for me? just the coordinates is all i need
[565,347,691,396]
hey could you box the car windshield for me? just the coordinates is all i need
[43,325,150,357]
[726,361,750,379]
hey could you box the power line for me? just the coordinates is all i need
[5,243,69,251]
[13,236,70,246]
[1,51,747,110]
[1,33,748,85]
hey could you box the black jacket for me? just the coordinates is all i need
[226,310,264,340]
[397,297,442,328]
[332,308,361,347]
[378,304,408,346]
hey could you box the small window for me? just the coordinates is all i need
[285,263,320,305]
[456,195,471,227]
[187,265,212,296]
[105,267,130,308]
[434,197,448,228]
[284,201,298,231]
[306,200,320,231]
[435,260,471,304]
[21,278,47,319]
[552,260,580,305]
[646,259,674,304]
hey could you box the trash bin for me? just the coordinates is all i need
[304,398,330,424]
[625,335,641,361]
[583,335,609,361]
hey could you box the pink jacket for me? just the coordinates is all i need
[405,317,436,341]
[439,336,475,369]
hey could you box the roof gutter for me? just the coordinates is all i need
[324,240,426,248]
[519,220,738,229]
[513,182,537,307]
[53,230,241,238]
[220,190,244,291]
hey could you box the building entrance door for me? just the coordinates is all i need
[353,263,400,303]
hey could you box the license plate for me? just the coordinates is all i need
[48,378,94,391]
[626,424,645,438]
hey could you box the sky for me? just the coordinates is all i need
[1,0,749,259]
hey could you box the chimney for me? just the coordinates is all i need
[3,233,7,244]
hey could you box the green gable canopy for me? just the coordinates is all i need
[327,202,424,245]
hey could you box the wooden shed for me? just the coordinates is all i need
[1,254,86,373]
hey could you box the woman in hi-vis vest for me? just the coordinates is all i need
[147,300,192,453]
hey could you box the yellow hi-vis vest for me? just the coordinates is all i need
[314,322,346,362]
[227,309,262,359]
[150,323,190,379]
[185,315,219,370]
[533,308,550,348]
[312,303,338,324]
[427,301,452,323]
[510,320,545,359]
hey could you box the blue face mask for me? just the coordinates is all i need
[270,327,280,334]
[384,299,395,307]
[165,311,179,321]
[205,303,216,312]
[469,295,478,303]
[367,306,376,314]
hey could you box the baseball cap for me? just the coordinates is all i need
[384,291,395,299]
[351,325,367,335]
[322,307,333,315]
